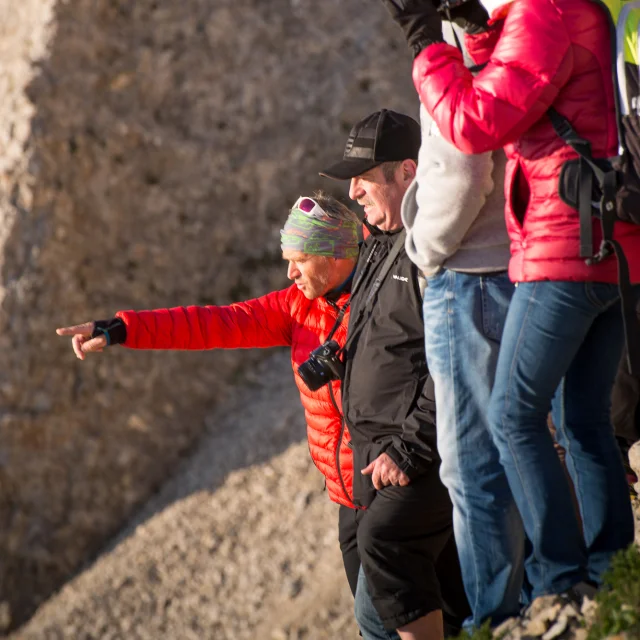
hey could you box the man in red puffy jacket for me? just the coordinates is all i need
[381,0,640,613]
[57,193,361,511]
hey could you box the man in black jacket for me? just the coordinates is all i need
[321,110,468,640]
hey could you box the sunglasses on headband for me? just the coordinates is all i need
[292,196,328,219]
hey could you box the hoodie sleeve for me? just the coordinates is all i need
[402,105,495,276]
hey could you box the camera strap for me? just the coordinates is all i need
[343,229,407,353]
[325,303,349,342]
[323,229,406,347]
[362,229,406,308]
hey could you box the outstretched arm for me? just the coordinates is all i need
[57,287,297,359]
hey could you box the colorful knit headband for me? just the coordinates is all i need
[280,197,360,259]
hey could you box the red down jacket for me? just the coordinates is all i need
[115,286,356,509]
[412,0,640,284]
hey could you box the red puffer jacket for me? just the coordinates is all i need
[412,0,640,284]
[115,286,356,509]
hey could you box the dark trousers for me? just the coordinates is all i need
[612,299,640,446]
[612,345,640,445]
[338,466,470,632]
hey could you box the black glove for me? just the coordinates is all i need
[439,0,489,34]
[380,0,444,58]
[91,318,127,346]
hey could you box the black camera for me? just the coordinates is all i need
[298,340,345,392]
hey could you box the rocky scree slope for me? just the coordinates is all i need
[10,352,359,640]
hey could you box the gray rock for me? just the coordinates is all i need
[541,615,568,640]
[629,441,640,481]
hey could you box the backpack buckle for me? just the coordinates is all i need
[586,241,614,265]
[609,155,624,171]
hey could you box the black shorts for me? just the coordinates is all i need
[338,464,470,632]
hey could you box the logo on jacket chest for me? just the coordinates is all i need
[392,274,409,283]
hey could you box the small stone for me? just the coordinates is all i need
[493,617,520,638]
[541,615,568,640]
[525,618,548,637]
[525,600,564,636]
[508,629,524,640]
[580,597,598,623]
[544,603,563,620]
[0,602,11,632]
[527,595,561,619]
[529,602,563,625]
[110,72,135,91]
[628,441,640,478]
[559,602,580,618]
[293,491,312,514]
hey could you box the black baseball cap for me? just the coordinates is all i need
[320,109,421,181]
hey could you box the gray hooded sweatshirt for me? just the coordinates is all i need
[401,25,510,276]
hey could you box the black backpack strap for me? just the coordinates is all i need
[596,173,640,375]
[548,107,608,258]
[548,108,603,175]
[549,107,640,375]
[605,234,640,376]
[589,169,618,265]
[578,160,594,258]
[548,106,621,261]
[363,229,407,308]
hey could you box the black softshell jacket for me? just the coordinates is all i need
[342,225,438,508]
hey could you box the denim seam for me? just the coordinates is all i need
[584,281,621,311]
[447,271,483,619]
[480,276,488,338]
[499,282,548,592]
[553,377,586,534]
[584,282,601,308]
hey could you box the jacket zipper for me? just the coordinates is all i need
[323,297,355,506]
[328,381,353,505]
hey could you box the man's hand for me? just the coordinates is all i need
[361,452,411,489]
[56,322,106,360]
[379,0,443,58]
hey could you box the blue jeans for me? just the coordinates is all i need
[355,566,401,640]
[488,281,635,597]
[423,270,524,627]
